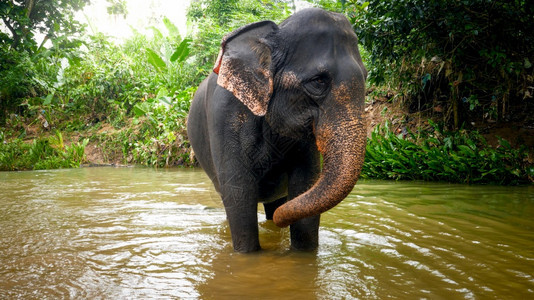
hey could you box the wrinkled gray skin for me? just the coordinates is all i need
[187,8,367,252]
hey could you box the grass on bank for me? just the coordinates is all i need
[0,131,87,171]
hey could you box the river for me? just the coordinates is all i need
[1,167,533,299]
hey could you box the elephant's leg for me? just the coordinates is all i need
[206,94,263,252]
[217,157,262,252]
[290,215,320,251]
[223,195,261,252]
[287,148,321,251]
[263,197,287,220]
[216,162,261,252]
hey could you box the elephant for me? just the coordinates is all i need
[187,8,367,252]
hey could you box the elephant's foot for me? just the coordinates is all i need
[233,239,261,253]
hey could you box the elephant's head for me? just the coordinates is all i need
[214,8,367,227]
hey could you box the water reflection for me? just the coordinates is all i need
[0,167,533,298]
[198,247,319,299]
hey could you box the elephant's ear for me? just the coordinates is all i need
[213,21,278,116]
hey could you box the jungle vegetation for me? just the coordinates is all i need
[1,0,532,184]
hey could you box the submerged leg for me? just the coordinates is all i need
[287,147,321,251]
[223,193,261,252]
[290,215,320,251]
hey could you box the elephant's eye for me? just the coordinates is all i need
[304,74,330,97]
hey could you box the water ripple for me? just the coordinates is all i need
[1,170,533,298]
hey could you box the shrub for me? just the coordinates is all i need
[346,0,534,127]
[0,131,88,171]
[129,87,196,167]
[363,121,533,185]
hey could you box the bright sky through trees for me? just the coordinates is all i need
[78,0,191,42]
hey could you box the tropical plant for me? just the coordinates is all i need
[0,0,90,123]
[0,131,88,171]
[130,87,196,167]
[363,121,533,185]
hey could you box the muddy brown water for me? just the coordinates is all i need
[0,167,533,299]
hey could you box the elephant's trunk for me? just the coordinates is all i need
[272,92,367,227]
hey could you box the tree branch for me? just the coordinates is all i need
[25,0,36,19]
[1,15,20,49]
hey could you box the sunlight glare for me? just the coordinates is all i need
[78,0,191,42]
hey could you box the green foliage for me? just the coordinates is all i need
[171,37,192,63]
[342,0,534,125]
[195,0,239,26]
[1,0,89,50]
[0,47,37,122]
[2,11,200,169]
[129,87,196,167]
[21,15,198,128]
[187,0,292,76]
[1,0,89,124]
[106,0,128,18]
[0,132,88,171]
[363,121,533,185]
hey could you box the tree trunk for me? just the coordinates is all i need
[452,72,463,130]
[1,16,19,49]
[25,0,36,18]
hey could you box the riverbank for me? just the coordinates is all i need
[2,98,532,184]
